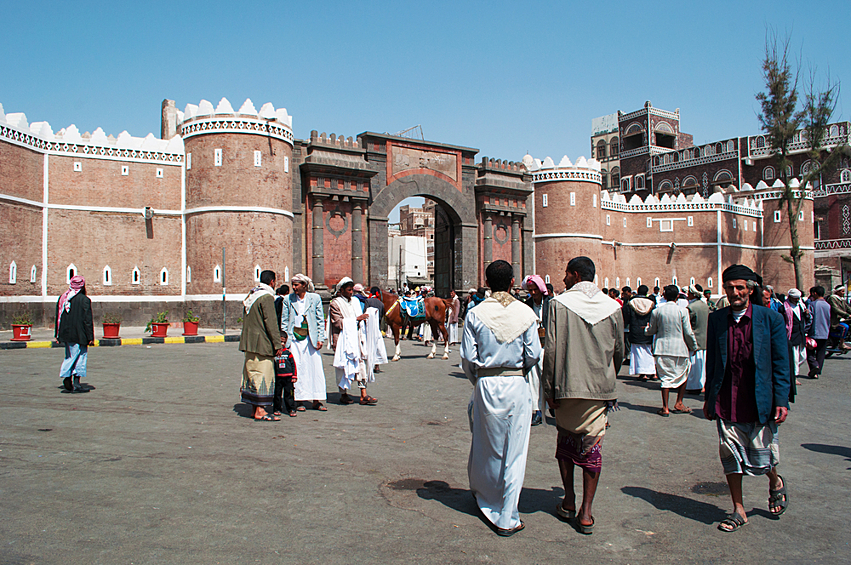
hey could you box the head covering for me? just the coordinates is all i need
[468,288,477,294]
[522,274,548,295]
[834,284,846,292]
[688,284,701,297]
[787,288,802,299]
[353,283,365,294]
[57,275,86,330]
[722,264,762,285]
[336,277,354,295]
[291,273,314,293]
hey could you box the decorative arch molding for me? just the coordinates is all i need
[713,169,734,182]
[624,123,644,135]
[655,121,674,133]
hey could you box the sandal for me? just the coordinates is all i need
[718,511,748,532]
[555,504,576,522]
[574,516,594,535]
[313,402,327,411]
[360,396,378,405]
[769,475,788,516]
[288,411,297,418]
[296,405,306,412]
[495,521,525,537]
[671,407,692,414]
[255,413,280,421]
[656,409,670,417]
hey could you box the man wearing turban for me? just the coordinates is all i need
[54,275,94,393]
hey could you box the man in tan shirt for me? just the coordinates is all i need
[542,256,624,535]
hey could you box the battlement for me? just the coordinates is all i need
[0,102,184,162]
[478,157,524,173]
[522,154,602,184]
[309,130,360,149]
[177,98,294,146]
[178,98,292,128]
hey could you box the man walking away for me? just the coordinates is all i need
[806,286,831,379]
[704,264,790,532]
[239,270,282,421]
[461,260,541,537]
[646,285,697,416]
[55,275,94,393]
[623,285,655,382]
[523,274,551,426]
[781,289,810,383]
[542,256,624,535]
[686,284,710,394]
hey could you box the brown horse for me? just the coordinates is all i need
[380,291,452,360]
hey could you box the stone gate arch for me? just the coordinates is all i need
[368,173,478,295]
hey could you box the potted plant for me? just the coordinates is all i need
[182,309,200,336]
[11,311,33,341]
[145,311,169,338]
[102,312,122,339]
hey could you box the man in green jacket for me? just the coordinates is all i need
[542,256,624,535]
[239,270,283,421]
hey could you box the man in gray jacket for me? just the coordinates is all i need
[542,256,623,535]
[646,285,698,416]
[686,284,710,394]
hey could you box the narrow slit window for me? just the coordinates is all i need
[9,261,17,284]
[214,148,222,167]
[103,265,112,286]
[132,267,141,285]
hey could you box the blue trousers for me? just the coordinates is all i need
[59,343,88,380]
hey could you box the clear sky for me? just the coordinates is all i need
[3,1,849,173]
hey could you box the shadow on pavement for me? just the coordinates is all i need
[617,401,663,415]
[801,443,851,468]
[621,486,725,524]
[414,480,565,518]
[232,403,254,418]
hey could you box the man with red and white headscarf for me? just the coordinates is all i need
[54,275,94,393]
[523,274,550,426]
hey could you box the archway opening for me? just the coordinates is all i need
[387,196,457,296]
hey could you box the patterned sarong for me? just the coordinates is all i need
[554,399,607,473]
[717,419,779,476]
[241,352,275,407]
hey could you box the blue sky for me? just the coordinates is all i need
[3,0,849,219]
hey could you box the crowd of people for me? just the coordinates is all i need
[50,258,850,538]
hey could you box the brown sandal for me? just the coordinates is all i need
[313,401,327,411]
[360,396,378,405]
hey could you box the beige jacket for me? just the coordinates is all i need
[542,284,624,401]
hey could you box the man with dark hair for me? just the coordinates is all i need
[826,284,851,350]
[239,270,283,421]
[806,285,831,378]
[543,256,623,535]
[447,289,461,345]
[55,275,94,393]
[646,285,697,416]
[623,284,656,381]
[704,264,790,532]
[461,260,541,536]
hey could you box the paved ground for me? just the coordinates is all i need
[1,338,849,564]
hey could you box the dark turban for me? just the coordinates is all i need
[722,264,763,286]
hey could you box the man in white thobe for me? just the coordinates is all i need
[330,277,377,406]
[447,289,461,345]
[461,260,542,537]
[686,284,709,393]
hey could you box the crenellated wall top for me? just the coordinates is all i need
[523,154,602,184]
[178,98,293,145]
[0,102,184,163]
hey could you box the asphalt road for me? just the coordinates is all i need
[1,339,849,564]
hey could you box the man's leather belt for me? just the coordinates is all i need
[478,367,524,377]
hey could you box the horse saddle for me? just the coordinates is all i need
[400,297,426,320]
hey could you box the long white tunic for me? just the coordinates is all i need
[291,295,327,402]
[460,296,542,531]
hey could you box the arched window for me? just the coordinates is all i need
[254,265,261,282]
[30,265,37,283]
[672,275,678,286]
[626,277,631,288]
[601,171,608,190]
[132,267,141,285]
[763,166,775,180]
[690,277,695,285]
[160,268,169,286]
[611,168,620,190]
[842,169,851,183]
[658,180,673,192]
[636,277,642,288]
[66,264,77,284]
[604,277,610,289]
[545,274,550,284]
[716,142,723,154]
[186,266,192,283]
[9,261,16,284]
[830,125,840,137]
[103,265,112,286]
[616,277,621,288]
[610,137,619,156]
[213,265,221,283]
[727,140,735,152]
[636,175,645,189]
[596,139,607,160]
[756,136,766,148]
[707,277,713,288]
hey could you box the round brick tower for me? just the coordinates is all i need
[525,155,603,288]
[180,98,294,299]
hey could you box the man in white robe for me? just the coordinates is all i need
[330,277,377,405]
[461,260,542,537]
[282,274,327,411]
[686,285,709,393]
[447,290,461,345]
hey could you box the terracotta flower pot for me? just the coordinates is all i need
[102,322,121,339]
[11,324,32,341]
[151,322,169,338]
[182,321,199,336]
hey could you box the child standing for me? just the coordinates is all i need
[274,332,298,417]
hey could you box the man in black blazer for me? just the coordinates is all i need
[55,275,94,393]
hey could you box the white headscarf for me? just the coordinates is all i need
[291,273,314,293]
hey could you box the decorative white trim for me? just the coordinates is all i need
[531,169,602,184]
[179,116,294,146]
[184,205,294,218]
[533,232,604,240]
